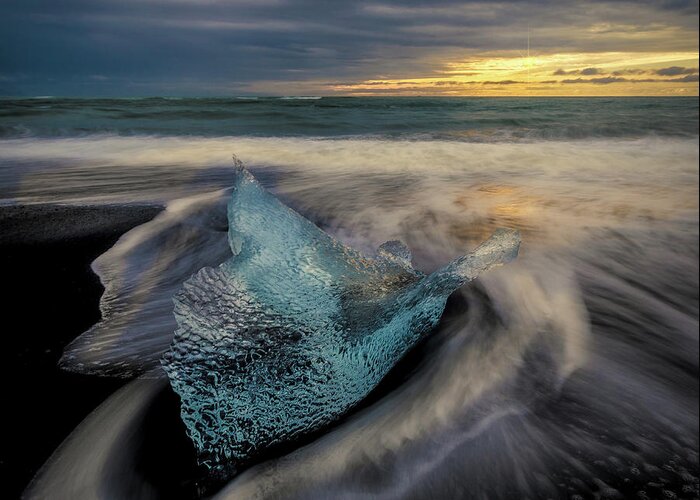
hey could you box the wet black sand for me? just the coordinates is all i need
[0,203,474,499]
[0,204,162,498]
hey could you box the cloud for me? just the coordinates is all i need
[561,77,630,84]
[612,68,649,75]
[554,67,604,76]
[655,66,699,75]
[669,74,699,82]
[554,65,700,84]
[560,75,699,84]
[481,80,523,85]
[0,0,697,95]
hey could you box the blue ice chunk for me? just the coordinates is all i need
[161,165,520,473]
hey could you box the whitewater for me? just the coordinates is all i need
[2,96,697,499]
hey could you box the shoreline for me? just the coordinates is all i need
[0,203,162,497]
[0,203,163,245]
[0,202,471,498]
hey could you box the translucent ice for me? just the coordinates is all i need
[161,164,520,473]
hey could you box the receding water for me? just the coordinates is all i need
[3,97,697,499]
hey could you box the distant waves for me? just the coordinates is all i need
[0,96,697,139]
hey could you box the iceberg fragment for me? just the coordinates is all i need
[161,164,520,474]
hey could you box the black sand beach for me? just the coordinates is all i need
[1,204,161,498]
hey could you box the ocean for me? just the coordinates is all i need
[1,96,698,140]
[1,96,698,499]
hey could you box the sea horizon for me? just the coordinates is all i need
[3,93,697,499]
[3,94,699,99]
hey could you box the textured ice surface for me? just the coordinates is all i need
[161,165,520,473]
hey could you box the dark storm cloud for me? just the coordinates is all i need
[0,0,698,95]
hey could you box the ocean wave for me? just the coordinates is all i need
[0,134,697,215]
[0,97,696,139]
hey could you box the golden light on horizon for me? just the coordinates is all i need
[329,51,699,96]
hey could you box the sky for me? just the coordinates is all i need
[0,0,698,97]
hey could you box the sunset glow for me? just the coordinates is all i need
[0,1,698,96]
[328,51,699,96]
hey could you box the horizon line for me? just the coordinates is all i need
[1,94,698,99]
